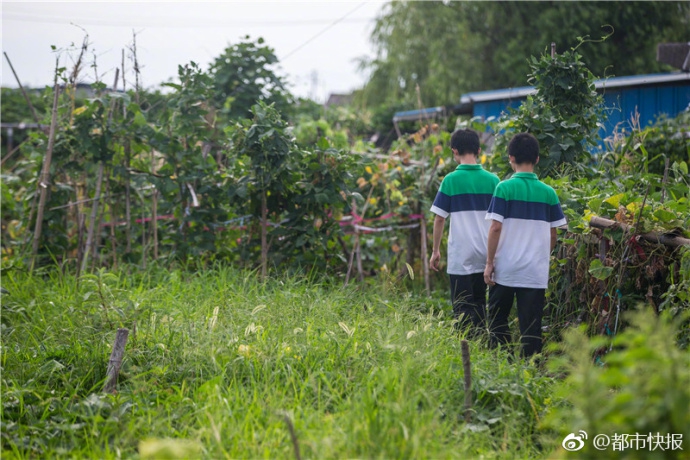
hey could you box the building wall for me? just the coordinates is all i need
[472,81,690,146]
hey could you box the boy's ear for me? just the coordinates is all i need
[535,156,540,165]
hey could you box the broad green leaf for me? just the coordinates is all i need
[589,259,614,280]
[653,208,676,223]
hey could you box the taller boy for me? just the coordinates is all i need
[483,133,566,357]
[430,129,499,331]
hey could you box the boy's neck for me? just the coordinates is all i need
[513,163,535,173]
[456,153,478,165]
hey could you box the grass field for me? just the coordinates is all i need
[2,265,572,458]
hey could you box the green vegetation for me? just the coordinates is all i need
[2,266,554,459]
[544,308,690,459]
[2,6,690,457]
[360,1,690,108]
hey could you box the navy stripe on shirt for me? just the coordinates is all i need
[487,197,565,223]
[432,192,495,213]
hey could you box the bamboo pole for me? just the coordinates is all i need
[81,70,120,274]
[106,177,118,269]
[92,177,108,271]
[152,185,159,261]
[355,228,364,282]
[589,216,690,247]
[3,52,40,124]
[420,212,430,293]
[261,190,268,279]
[81,162,105,274]
[31,61,61,270]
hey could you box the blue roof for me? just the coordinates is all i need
[460,72,690,104]
[392,106,445,122]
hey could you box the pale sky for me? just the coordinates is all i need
[1,1,386,103]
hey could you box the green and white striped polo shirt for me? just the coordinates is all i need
[430,164,500,275]
[485,172,567,288]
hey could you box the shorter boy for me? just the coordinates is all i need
[430,129,499,331]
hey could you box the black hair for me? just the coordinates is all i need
[507,132,539,165]
[450,129,480,156]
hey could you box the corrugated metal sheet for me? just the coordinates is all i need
[392,73,690,139]
[464,72,690,137]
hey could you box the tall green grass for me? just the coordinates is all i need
[2,265,557,458]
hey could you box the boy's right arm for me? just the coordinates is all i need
[430,215,446,271]
[484,219,502,285]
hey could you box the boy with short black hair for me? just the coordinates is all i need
[430,129,500,331]
[483,132,566,357]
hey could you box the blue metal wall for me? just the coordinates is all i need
[601,83,690,132]
[472,81,690,139]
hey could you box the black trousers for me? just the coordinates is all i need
[487,284,545,357]
[449,273,487,331]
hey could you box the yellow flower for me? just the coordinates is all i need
[481,154,487,165]
[439,158,445,166]
[369,197,378,206]
[365,166,373,174]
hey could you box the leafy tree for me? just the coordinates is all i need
[359,1,472,108]
[209,36,293,125]
[150,62,226,260]
[230,102,354,275]
[468,1,690,88]
[361,1,690,107]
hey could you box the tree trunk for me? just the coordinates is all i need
[31,70,60,270]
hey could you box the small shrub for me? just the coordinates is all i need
[542,308,690,458]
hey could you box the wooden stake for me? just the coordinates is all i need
[104,328,129,393]
[461,339,472,423]
[31,61,60,270]
[420,212,430,293]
